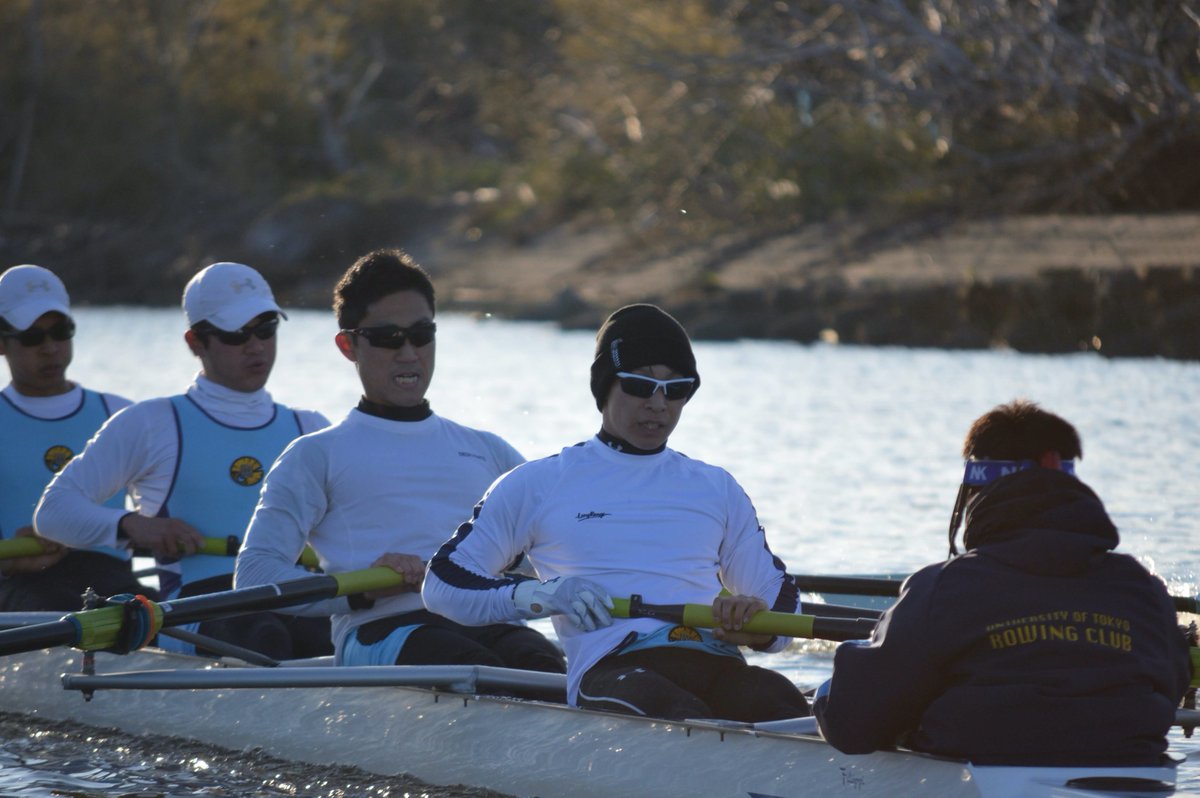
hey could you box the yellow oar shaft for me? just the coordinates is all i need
[195,536,320,569]
[0,537,47,558]
[614,596,1200,686]
[609,595,875,641]
[609,597,814,638]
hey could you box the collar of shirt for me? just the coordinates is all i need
[596,427,666,456]
[356,397,433,422]
[186,373,275,426]
[2,382,84,418]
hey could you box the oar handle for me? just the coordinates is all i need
[613,596,1200,686]
[0,537,49,558]
[331,567,406,596]
[610,596,877,641]
[196,536,321,569]
[0,535,320,569]
[159,567,406,628]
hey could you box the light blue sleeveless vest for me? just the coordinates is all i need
[157,395,301,596]
[0,389,126,557]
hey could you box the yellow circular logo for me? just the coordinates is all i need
[229,456,265,487]
[43,445,75,473]
[668,625,702,643]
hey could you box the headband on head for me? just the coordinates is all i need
[947,458,1078,556]
[961,458,1076,486]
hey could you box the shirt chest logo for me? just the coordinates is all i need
[229,455,265,487]
[576,511,611,522]
[43,445,75,473]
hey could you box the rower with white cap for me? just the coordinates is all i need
[36,262,331,659]
[0,264,136,610]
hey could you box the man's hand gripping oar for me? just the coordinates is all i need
[512,576,879,641]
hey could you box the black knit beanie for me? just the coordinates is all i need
[589,304,700,410]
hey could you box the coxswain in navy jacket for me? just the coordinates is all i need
[815,467,1192,765]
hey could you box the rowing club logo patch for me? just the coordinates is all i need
[43,445,75,473]
[229,455,265,487]
[668,625,702,643]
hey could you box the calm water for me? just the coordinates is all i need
[2,306,1197,796]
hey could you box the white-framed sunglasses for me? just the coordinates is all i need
[615,371,696,401]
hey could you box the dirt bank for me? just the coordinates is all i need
[424,214,1200,360]
[7,211,1196,360]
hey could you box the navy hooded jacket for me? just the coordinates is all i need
[815,468,1191,765]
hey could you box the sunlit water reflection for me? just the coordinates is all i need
[0,712,509,797]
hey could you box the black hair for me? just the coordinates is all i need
[962,399,1083,461]
[333,249,436,329]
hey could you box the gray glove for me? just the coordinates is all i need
[513,576,614,632]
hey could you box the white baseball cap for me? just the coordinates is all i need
[182,262,286,332]
[0,264,73,331]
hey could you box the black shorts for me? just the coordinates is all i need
[0,550,152,612]
[577,644,810,722]
[177,573,334,661]
[357,609,565,674]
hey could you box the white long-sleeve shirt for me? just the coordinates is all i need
[423,435,796,704]
[234,408,524,658]
[35,374,327,549]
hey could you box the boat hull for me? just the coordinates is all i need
[0,647,1179,798]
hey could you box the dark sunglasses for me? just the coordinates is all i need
[615,371,695,401]
[195,316,280,346]
[343,321,437,349]
[2,318,75,347]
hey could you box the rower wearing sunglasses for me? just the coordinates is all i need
[424,303,810,721]
[0,264,142,611]
[235,249,563,674]
[35,262,331,660]
[814,400,1191,766]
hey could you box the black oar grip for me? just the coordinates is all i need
[792,575,902,597]
[799,600,882,621]
[811,616,877,641]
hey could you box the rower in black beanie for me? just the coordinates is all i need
[426,301,809,723]
[589,303,701,411]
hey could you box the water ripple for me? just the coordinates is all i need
[0,713,511,798]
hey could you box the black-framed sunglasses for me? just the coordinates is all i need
[615,371,695,401]
[1,318,75,347]
[194,316,280,346]
[343,321,437,349]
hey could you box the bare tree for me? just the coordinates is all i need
[4,0,43,219]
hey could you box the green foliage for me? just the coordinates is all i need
[1,0,1197,266]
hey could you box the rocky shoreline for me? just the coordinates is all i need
[8,212,1197,361]
[423,215,1200,360]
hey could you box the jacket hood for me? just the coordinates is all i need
[961,468,1118,576]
